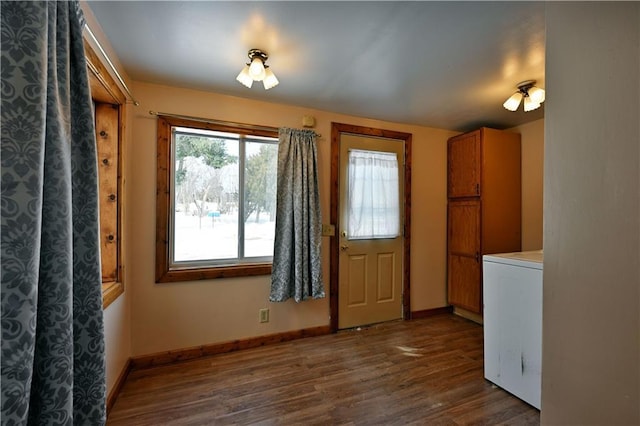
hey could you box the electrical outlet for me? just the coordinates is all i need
[259,308,269,323]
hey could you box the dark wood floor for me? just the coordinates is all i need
[107,314,539,425]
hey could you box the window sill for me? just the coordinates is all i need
[102,281,124,309]
[156,263,272,283]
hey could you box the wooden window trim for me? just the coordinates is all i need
[85,39,126,105]
[155,115,276,283]
[102,281,124,308]
[85,38,126,308]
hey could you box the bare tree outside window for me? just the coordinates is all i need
[156,116,278,282]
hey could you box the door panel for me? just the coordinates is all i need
[448,200,481,255]
[338,134,404,329]
[376,253,395,301]
[346,254,367,306]
[447,199,482,313]
[448,254,481,313]
[448,131,481,198]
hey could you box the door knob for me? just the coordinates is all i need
[340,244,349,251]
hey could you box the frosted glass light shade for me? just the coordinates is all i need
[237,49,279,90]
[503,92,523,111]
[524,96,541,112]
[528,86,545,104]
[236,65,253,88]
[249,57,265,80]
[263,68,279,90]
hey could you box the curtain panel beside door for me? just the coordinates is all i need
[270,128,324,303]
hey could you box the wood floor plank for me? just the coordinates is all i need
[107,314,539,425]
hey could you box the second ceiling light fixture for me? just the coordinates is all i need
[236,48,279,90]
[503,80,545,112]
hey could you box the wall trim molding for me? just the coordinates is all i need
[107,326,331,415]
[411,306,453,319]
[453,306,483,324]
[130,325,332,370]
[104,314,462,415]
[106,357,132,416]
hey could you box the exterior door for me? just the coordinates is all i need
[338,134,404,329]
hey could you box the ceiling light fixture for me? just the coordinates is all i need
[236,48,279,90]
[503,80,545,112]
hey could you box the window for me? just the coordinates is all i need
[85,38,125,309]
[347,149,400,239]
[95,102,123,303]
[156,116,279,282]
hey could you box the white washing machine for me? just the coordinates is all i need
[483,250,543,409]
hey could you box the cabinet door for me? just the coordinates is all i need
[447,200,482,312]
[448,131,481,198]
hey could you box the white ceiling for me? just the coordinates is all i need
[86,1,546,132]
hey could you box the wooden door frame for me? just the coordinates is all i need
[330,122,412,332]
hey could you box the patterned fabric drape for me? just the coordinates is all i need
[270,128,324,302]
[1,2,106,424]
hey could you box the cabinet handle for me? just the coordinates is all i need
[475,252,480,263]
[476,183,480,195]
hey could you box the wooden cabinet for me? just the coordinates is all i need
[448,200,481,312]
[448,131,481,198]
[447,128,521,314]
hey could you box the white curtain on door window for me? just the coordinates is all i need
[348,149,400,239]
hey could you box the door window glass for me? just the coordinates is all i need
[347,149,400,239]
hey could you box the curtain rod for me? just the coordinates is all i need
[84,24,139,106]
[149,111,321,137]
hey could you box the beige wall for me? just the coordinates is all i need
[127,81,457,356]
[93,59,546,400]
[100,83,546,398]
[103,292,130,394]
[81,1,135,398]
[87,0,545,390]
[510,119,544,251]
[543,3,639,424]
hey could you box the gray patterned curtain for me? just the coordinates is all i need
[1,1,106,424]
[270,128,324,302]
